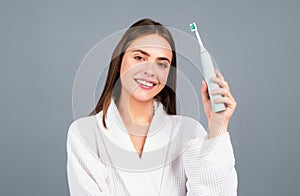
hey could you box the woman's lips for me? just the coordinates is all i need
[134,78,157,90]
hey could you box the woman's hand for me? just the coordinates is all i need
[201,69,237,138]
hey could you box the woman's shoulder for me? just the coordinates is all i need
[167,114,205,128]
[164,114,207,137]
[67,114,102,157]
[68,114,99,134]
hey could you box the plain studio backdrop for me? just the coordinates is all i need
[1,0,299,195]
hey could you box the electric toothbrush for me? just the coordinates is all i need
[190,22,226,113]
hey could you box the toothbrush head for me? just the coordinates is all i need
[189,22,206,52]
[189,22,197,32]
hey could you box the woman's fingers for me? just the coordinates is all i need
[202,69,236,107]
[209,86,234,99]
[212,96,231,104]
[210,69,236,106]
[209,88,227,96]
[215,68,224,80]
[210,77,230,90]
[213,96,237,111]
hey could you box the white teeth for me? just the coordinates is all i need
[136,79,154,87]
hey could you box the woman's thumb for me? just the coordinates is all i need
[201,80,210,102]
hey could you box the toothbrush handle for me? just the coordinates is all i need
[201,52,226,113]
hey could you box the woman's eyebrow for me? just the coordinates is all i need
[132,49,150,56]
[131,49,171,63]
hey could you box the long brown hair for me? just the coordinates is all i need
[89,18,177,128]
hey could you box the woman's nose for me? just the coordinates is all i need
[143,62,155,77]
[143,70,155,77]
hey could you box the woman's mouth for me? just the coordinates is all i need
[134,79,157,90]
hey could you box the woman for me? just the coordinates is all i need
[67,18,238,195]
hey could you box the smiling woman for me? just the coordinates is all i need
[89,19,177,130]
[66,18,238,196]
[120,34,172,103]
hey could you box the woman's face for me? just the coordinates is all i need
[119,34,172,102]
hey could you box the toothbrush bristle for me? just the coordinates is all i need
[189,23,196,32]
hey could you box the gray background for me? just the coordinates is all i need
[1,0,299,195]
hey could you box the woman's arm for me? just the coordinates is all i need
[184,69,238,195]
[66,121,112,196]
[201,69,237,139]
[183,128,238,195]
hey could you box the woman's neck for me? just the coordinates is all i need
[116,94,154,156]
[117,94,154,127]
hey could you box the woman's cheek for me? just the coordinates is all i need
[158,70,170,85]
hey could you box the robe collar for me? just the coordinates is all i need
[104,98,170,152]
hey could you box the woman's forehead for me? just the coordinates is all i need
[127,34,172,51]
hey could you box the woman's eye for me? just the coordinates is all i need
[157,62,168,69]
[134,56,144,61]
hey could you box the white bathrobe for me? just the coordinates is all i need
[66,99,238,196]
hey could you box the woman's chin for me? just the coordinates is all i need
[129,89,158,102]
[123,84,163,102]
[130,93,155,102]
